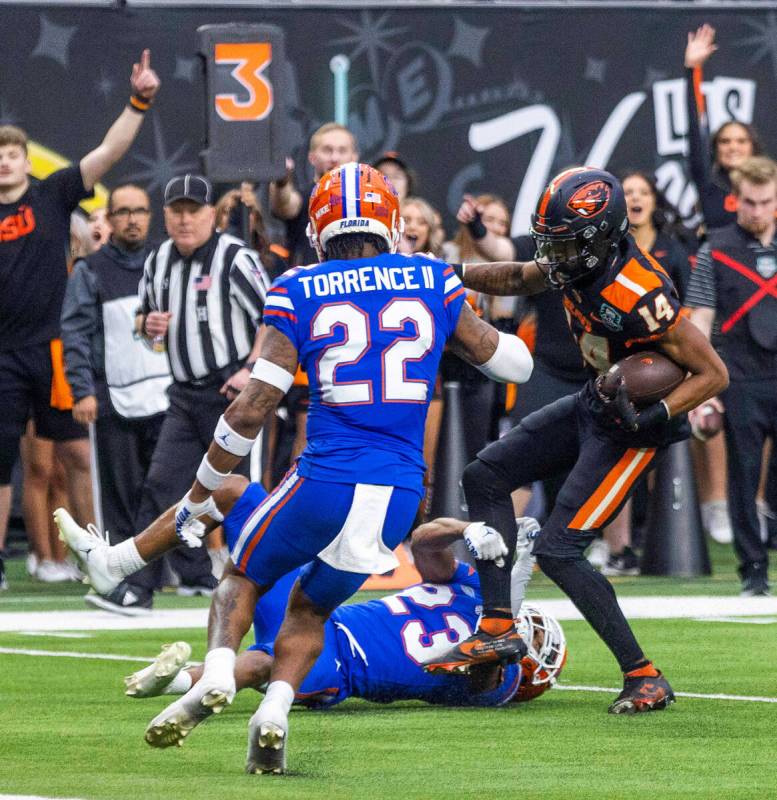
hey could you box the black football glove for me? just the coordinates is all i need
[594,375,670,433]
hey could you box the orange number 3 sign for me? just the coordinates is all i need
[214,42,273,122]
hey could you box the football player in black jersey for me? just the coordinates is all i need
[425,167,728,714]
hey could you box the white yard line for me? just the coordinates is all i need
[554,684,777,704]
[3,595,777,633]
[0,645,774,705]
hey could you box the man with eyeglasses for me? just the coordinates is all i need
[61,184,171,562]
[63,173,269,614]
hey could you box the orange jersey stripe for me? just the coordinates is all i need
[569,448,656,530]
[620,257,662,293]
[238,476,305,571]
[601,280,641,313]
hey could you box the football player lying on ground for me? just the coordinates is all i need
[124,487,565,751]
[57,477,563,742]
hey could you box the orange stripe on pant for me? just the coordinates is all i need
[238,476,305,572]
[569,447,656,531]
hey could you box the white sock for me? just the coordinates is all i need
[164,670,193,695]
[108,539,147,580]
[257,680,294,730]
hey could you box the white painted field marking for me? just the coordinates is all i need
[0,646,774,705]
[0,646,155,663]
[555,684,777,703]
[695,616,777,625]
[1,595,776,633]
[1,795,86,799]
[19,631,93,639]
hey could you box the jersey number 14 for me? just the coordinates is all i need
[312,299,434,405]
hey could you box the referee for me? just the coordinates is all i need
[86,173,269,614]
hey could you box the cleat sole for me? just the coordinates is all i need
[246,722,286,775]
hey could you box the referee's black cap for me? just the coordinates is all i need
[164,174,213,206]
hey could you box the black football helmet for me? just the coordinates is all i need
[530,167,628,288]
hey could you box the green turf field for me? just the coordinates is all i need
[1,545,775,800]
[1,619,775,800]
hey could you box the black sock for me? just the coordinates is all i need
[536,553,645,672]
[462,458,517,611]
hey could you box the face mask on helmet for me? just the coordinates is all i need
[513,604,567,702]
[532,225,615,288]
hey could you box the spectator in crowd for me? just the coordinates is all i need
[81,174,270,614]
[22,211,99,583]
[399,196,443,258]
[61,184,171,563]
[20,426,74,582]
[0,50,160,590]
[684,24,762,231]
[372,152,416,201]
[440,194,514,459]
[270,123,358,267]
[87,206,111,250]
[215,183,288,281]
[622,171,693,300]
[687,156,777,596]
[442,193,514,264]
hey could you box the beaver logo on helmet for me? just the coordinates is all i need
[567,181,611,218]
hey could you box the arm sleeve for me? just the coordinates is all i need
[137,250,157,316]
[44,165,92,213]
[263,282,300,351]
[685,66,711,194]
[685,243,717,309]
[229,247,270,324]
[60,260,99,400]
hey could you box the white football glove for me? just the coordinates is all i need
[174,492,224,548]
[463,522,509,566]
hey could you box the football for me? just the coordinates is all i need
[599,351,685,407]
[691,402,724,441]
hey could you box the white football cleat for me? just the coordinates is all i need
[144,693,215,749]
[246,716,287,775]
[53,508,118,596]
[125,642,192,698]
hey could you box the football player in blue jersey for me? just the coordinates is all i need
[424,167,729,715]
[149,162,535,773]
[118,475,565,745]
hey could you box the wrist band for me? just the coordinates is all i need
[129,94,152,113]
[214,415,256,457]
[467,214,488,241]
[250,358,295,393]
[196,455,230,491]
[452,263,466,280]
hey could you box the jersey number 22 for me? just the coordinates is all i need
[312,299,434,405]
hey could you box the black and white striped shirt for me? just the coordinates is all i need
[138,231,269,383]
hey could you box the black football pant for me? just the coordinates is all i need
[721,379,776,584]
[94,411,164,544]
[128,382,251,594]
[463,392,660,673]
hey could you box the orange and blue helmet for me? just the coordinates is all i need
[307,162,403,260]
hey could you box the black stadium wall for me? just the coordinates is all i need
[2,4,775,234]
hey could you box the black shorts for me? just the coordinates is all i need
[0,341,86,482]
